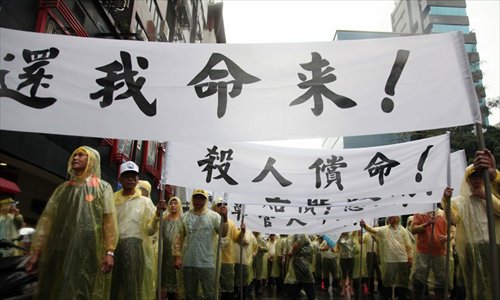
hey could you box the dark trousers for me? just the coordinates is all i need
[366,252,382,292]
[111,238,144,300]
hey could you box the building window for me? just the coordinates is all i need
[464,43,477,53]
[429,6,466,16]
[431,24,469,34]
[142,141,163,181]
[111,139,134,163]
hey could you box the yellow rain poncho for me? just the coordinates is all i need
[173,189,224,300]
[111,186,156,300]
[211,197,241,294]
[0,198,24,257]
[155,196,184,294]
[367,216,412,292]
[353,232,368,280]
[32,146,118,300]
[443,165,500,299]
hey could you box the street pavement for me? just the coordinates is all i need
[244,283,381,300]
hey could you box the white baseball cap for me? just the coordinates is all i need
[119,161,139,176]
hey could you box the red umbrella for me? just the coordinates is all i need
[0,177,21,194]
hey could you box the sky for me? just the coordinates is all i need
[221,0,500,139]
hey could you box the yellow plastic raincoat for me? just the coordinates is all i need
[111,186,156,300]
[443,165,500,299]
[32,146,118,300]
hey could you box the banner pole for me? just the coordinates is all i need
[214,193,228,300]
[444,148,452,300]
[239,204,246,300]
[474,122,499,300]
[157,186,165,300]
[358,228,363,297]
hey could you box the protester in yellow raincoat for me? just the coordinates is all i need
[111,161,159,300]
[212,197,243,300]
[152,196,184,300]
[26,146,118,300]
[173,189,228,300]
[442,149,500,300]
[361,216,413,300]
[0,196,24,257]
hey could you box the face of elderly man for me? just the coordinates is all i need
[71,150,88,175]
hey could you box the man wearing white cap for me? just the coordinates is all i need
[111,161,160,300]
[173,189,228,300]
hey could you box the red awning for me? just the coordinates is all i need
[0,177,21,194]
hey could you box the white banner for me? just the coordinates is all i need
[226,201,434,235]
[450,150,467,190]
[164,134,450,201]
[219,149,467,234]
[0,28,480,141]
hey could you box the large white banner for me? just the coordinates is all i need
[0,28,480,141]
[164,134,450,201]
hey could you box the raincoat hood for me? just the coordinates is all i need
[67,146,101,181]
[166,196,183,218]
[138,180,152,197]
[189,188,210,214]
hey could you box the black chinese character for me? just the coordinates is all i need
[265,197,291,205]
[197,145,238,185]
[309,155,347,190]
[188,53,260,118]
[0,48,59,108]
[364,152,400,185]
[258,215,275,228]
[298,207,316,216]
[231,204,243,221]
[290,52,356,116]
[307,199,330,206]
[286,218,307,227]
[252,157,292,187]
[90,51,156,116]
[262,205,286,213]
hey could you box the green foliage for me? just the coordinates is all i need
[409,125,500,168]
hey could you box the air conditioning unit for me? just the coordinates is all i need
[158,20,169,42]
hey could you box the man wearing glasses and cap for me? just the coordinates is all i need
[173,189,228,300]
[111,161,161,300]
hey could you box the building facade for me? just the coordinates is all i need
[391,0,488,125]
[0,0,225,226]
[326,30,411,149]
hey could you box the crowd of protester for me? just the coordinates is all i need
[1,145,496,300]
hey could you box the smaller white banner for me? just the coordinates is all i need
[226,201,434,235]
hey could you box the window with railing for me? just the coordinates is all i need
[142,141,164,182]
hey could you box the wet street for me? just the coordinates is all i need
[244,283,381,300]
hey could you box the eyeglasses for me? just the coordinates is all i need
[217,203,228,207]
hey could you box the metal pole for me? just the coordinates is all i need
[157,188,165,300]
[214,193,228,299]
[474,123,499,300]
[189,0,198,43]
[239,204,246,300]
[214,219,223,299]
[444,152,452,300]
[358,229,363,297]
